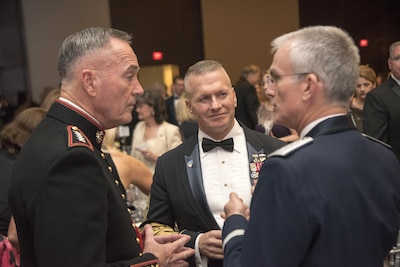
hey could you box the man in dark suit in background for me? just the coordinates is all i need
[165,75,185,125]
[222,26,400,267]
[363,41,400,163]
[233,64,261,129]
[143,60,285,267]
[9,27,193,267]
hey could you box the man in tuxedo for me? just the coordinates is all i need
[143,60,285,266]
[222,26,400,267]
[233,64,261,130]
[9,27,193,267]
[363,41,400,163]
[165,75,185,125]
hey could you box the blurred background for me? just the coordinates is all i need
[0,0,399,106]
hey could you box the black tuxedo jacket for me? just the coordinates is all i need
[9,101,158,267]
[234,78,260,130]
[143,124,284,266]
[165,96,179,126]
[363,76,400,161]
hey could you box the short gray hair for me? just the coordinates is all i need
[271,26,360,107]
[184,60,232,97]
[57,27,132,80]
[389,41,400,59]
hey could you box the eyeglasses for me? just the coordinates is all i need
[264,72,310,87]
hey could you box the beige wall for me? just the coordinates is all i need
[21,0,111,103]
[201,0,299,82]
[21,0,299,102]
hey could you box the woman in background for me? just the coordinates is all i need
[130,88,182,173]
[0,107,46,236]
[350,65,376,131]
[0,107,46,263]
[40,88,60,111]
[175,93,198,140]
[102,128,152,195]
[256,73,299,142]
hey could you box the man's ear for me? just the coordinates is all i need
[185,99,193,114]
[302,73,320,100]
[81,69,96,96]
[232,87,237,108]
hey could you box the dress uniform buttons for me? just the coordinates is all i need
[136,237,140,243]
[101,153,105,159]
[121,194,125,199]
[108,166,112,172]
[114,180,119,186]
[139,253,143,256]
[127,208,131,213]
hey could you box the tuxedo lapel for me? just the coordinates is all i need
[392,82,400,97]
[181,136,217,227]
[184,144,211,216]
[244,127,266,160]
[243,127,269,185]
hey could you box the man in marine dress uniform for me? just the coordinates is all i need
[9,27,193,267]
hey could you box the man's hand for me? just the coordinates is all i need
[142,224,194,267]
[198,230,224,260]
[221,192,250,220]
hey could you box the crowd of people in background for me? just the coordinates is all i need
[0,26,400,267]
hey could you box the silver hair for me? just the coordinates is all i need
[389,41,400,58]
[57,27,132,80]
[184,60,232,97]
[271,26,360,107]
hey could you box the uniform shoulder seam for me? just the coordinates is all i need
[268,137,313,158]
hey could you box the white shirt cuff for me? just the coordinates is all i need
[195,233,209,267]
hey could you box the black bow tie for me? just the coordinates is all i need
[202,137,234,152]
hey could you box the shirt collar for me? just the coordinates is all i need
[58,97,103,128]
[300,114,346,138]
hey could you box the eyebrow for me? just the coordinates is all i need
[126,65,140,73]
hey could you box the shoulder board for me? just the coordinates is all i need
[268,136,313,158]
[67,125,94,151]
[361,133,392,149]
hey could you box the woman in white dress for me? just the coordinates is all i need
[131,88,182,173]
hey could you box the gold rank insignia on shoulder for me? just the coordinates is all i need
[67,125,94,151]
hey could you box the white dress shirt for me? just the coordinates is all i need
[195,120,252,266]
